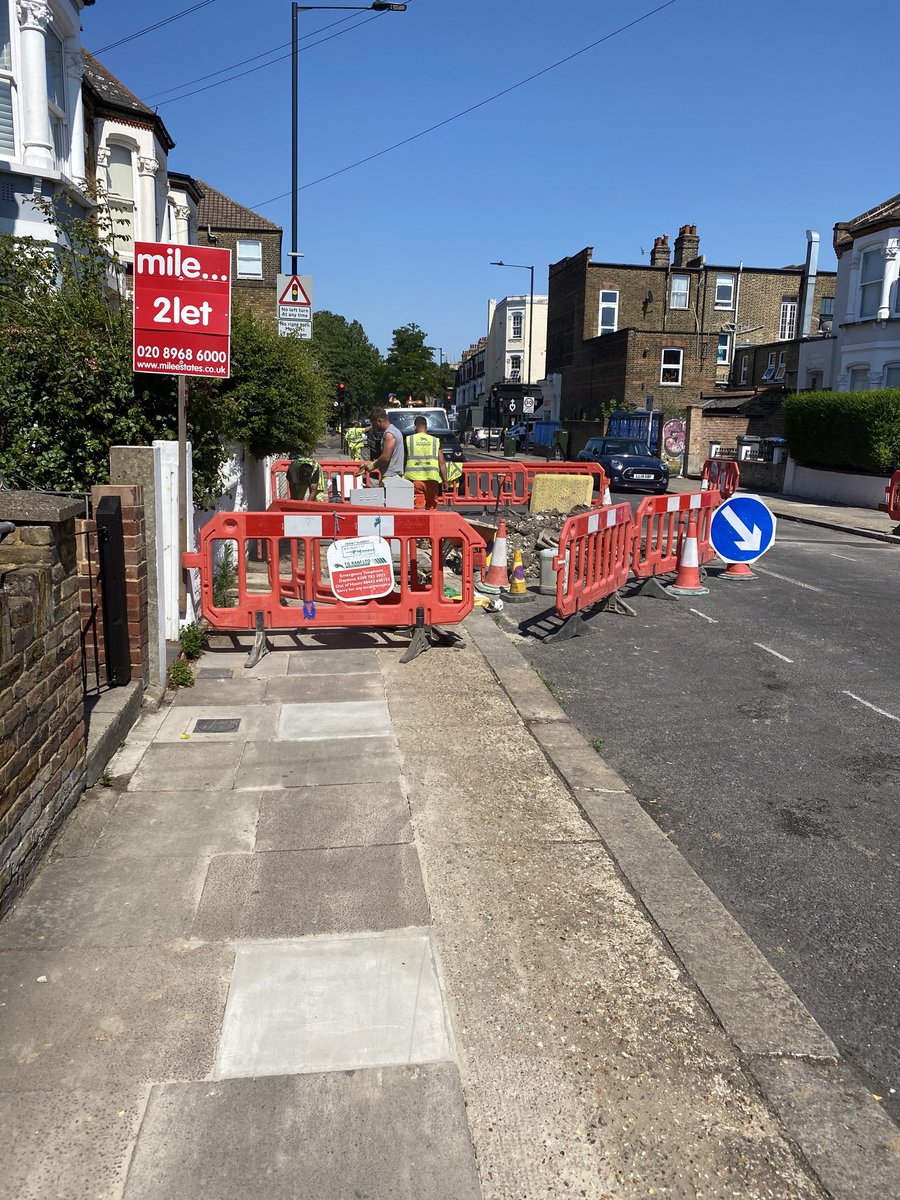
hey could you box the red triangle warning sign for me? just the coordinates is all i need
[278,275,312,306]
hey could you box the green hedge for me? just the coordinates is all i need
[783,389,900,474]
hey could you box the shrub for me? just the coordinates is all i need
[179,621,208,660]
[168,657,195,689]
[784,389,900,474]
[213,543,238,608]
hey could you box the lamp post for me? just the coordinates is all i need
[490,260,535,391]
[291,3,406,272]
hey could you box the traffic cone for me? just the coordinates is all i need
[476,518,510,593]
[667,510,709,596]
[602,482,612,506]
[721,560,756,581]
[507,548,529,600]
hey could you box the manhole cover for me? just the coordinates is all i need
[197,668,234,679]
[194,718,241,734]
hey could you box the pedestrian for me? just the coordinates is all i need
[287,452,328,501]
[345,425,365,461]
[403,415,447,509]
[369,408,405,479]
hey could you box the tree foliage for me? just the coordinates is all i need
[309,310,383,420]
[784,389,900,474]
[380,322,442,403]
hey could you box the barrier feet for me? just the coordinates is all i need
[548,610,587,642]
[430,625,465,649]
[636,575,680,601]
[245,610,270,669]
[602,590,637,617]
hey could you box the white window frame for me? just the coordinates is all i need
[779,298,797,341]
[858,249,883,320]
[762,351,776,382]
[660,347,683,386]
[0,0,15,158]
[670,273,689,310]
[598,290,618,336]
[717,333,730,365]
[105,142,137,253]
[236,238,263,279]
[774,350,787,381]
[714,274,735,310]
[508,354,522,382]
[848,365,870,391]
[45,26,67,170]
[739,354,748,385]
[510,310,524,341]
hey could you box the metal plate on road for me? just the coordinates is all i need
[710,494,776,563]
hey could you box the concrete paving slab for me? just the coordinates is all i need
[408,778,595,846]
[169,679,267,707]
[234,736,400,789]
[215,933,454,1078]
[0,854,209,949]
[277,699,392,740]
[201,650,290,677]
[122,1064,480,1200]
[0,945,233,1091]
[265,672,385,704]
[127,742,244,792]
[255,783,410,850]
[0,1086,149,1200]
[155,704,279,743]
[286,647,380,675]
[50,786,119,858]
[93,790,259,858]
[193,844,429,940]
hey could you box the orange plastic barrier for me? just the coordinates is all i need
[523,461,609,506]
[270,459,378,502]
[551,503,635,637]
[183,508,486,653]
[441,462,527,507]
[701,458,740,500]
[631,490,721,595]
[881,470,900,522]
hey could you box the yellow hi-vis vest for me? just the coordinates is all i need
[444,460,463,487]
[404,432,441,482]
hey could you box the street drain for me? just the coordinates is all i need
[194,718,241,733]
[197,668,234,679]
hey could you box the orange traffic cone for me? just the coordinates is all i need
[602,482,612,506]
[477,518,510,593]
[667,510,710,596]
[721,560,756,581]
[507,548,528,600]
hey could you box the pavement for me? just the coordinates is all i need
[2,602,899,1195]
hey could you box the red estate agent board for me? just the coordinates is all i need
[133,241,232,378]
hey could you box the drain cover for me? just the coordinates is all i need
[194,718,241,734]
[197,668,234,679]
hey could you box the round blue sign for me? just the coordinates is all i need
[709,494,776,564]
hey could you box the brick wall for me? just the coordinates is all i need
[0,495,86,915]
[196,228,282,321]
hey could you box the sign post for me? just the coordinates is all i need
[133,241,232,620]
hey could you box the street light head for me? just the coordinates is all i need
[371,2,407,9]
[490,261,505,266]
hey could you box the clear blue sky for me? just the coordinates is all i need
[83,0,898,359]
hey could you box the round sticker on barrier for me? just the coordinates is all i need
[326,536,395,601]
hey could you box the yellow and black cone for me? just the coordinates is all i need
[507,548,529,601]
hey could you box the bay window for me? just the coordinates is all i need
[0,1,13,156]
[858,250,882,319]
[106,144,136,251]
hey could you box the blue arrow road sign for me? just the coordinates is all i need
[709,494,776,563]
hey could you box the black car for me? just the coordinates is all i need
[576,437,669,493]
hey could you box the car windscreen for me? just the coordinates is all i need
[388,409,449,432]
[604,439,652,455]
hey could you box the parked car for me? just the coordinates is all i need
[471,427,503,450]
[576,437,669,493]
[508,421,536,451]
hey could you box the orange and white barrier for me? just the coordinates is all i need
[701,458,740,500]
[881,470,900,522]
[551,503,635,638]
[631,490,720,597]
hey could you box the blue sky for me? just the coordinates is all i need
[83,0,898,358]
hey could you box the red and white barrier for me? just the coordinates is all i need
[701,458,740,500]
[551,503,635,638]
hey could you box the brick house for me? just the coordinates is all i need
[546,226,836,453]
[195,181,282,320]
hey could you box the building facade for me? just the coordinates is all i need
[195,180,282,318]
[485,293,548,391]
[454,337,486,412]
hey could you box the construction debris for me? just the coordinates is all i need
[480,507,591,578]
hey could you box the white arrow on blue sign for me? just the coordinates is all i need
[709,494,776,563]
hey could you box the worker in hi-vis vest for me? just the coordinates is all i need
[403,415,448,509]
[345,426,365,460]
[287,454,328,502]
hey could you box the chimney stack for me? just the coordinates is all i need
[673,223,700,268]
[650,234,670,267]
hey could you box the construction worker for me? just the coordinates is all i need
[345,425,365,461]
[369,408,405,479]
[287,453,327,501]
[404,415,447,509]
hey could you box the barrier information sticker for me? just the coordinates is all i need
[327,536,395,601]
[710,494,776,563]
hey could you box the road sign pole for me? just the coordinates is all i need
[178,375,188,620]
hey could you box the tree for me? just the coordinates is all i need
[308,310,383,421]
[380,323,442,403]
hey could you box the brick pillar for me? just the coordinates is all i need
[75,517,102,691]
[91,485,150,690]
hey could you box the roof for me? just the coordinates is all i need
[81,51,175,151]
[700,388,784,414]
[834,193,900,253]
[195,180,281,233]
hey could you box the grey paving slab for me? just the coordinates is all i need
[127,742,244,791]
[0,945,233,1091]
[0,854,209,949]
[234,736,400,789]
[193,844,429,940]
[278,699,392,740]
[93,790,259,858]
[201,650,290,677]
[265,671,385,703]
[286,647,380,675]
[169,679,267,707]
[216,933,454,1079]
[0,1086,149,1200]
[408,778,595,846]
[50,786,119,858]
[255,783,410,850]
[155,704,279,743]
[122,1064,480,1200]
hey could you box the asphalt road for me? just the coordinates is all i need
[503,508,900,1122]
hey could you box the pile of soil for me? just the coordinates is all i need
[483,507,591,578]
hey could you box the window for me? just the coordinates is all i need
[774,350,787,382]
[510,311,523,341]
[848,366,870,391]
[45,29,67,169]
[739,354,748,385]
[779,298,797,341]
[0,1,13,156]
[762,351,776,382]
[715,274,734,309]
[858,250,882,319]
[660,348,683,386]
[598,290,618,335]
[106,144,135,250]
[670,274,689,310]
[236,239,263,278]
[885,364,900,387]
[508,355,522,382]
[819,295,834,332]
[717,333,730,365]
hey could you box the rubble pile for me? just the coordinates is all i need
[485,507,592,578]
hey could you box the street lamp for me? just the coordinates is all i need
[291,3,407,272]
[490,260,535,390]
